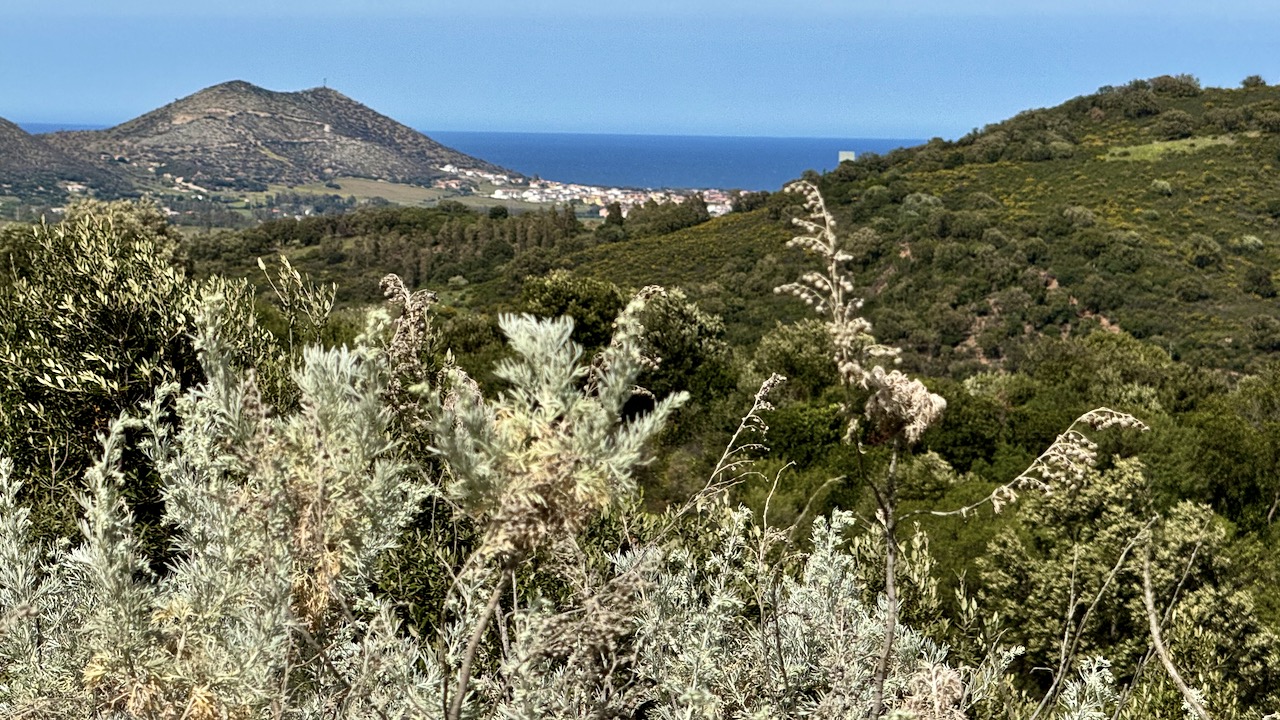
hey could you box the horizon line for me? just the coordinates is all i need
[13,121,934,143]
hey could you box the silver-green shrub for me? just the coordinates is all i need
[0,299,436,719]
[432,289,688,563]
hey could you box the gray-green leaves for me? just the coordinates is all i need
[433,290,688,562]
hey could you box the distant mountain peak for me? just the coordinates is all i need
[211,79,263,91]
[181,80,277,104]
[39,81,509,192]
[299,85,348,98]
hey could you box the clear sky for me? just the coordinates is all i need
[2,1,1278,138]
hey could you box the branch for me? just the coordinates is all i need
[661,375,785,535]
[1142,549,1211,720]
[296,620,392,720]
[447,573,509,720]
[902,407,1148,522]
[869,443,900,720]
[784,475,844,545]
[1111,536,1204,720]
[1032,519,1153,720]
[1030,547,1081,720]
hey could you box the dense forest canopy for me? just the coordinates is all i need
[2,75,1279,718]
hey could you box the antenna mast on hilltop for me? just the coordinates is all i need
[323,77,327,88]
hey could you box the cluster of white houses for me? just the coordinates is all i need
[436,164,735,217]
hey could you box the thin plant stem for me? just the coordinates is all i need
[1111,536,1204,720]
[448,572,509,720]
[1142,548,1211,720]
[1032,519,1154,720]
[869,442,900,720]
[1031,548,1080,720]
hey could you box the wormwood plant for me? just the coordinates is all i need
[429,285,689,719]
[0,299,439,718]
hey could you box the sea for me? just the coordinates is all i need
[19,123,104,134]
[19,122,923,192]
[427,132,923,191]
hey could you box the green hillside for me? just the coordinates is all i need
[561,76,1280,374]
[568,210,808,341]
[174,77,1280,545]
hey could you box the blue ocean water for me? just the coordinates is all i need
[18,122,104,133]
[426,132,923,191]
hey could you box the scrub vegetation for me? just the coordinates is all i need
[3,75,1280,718]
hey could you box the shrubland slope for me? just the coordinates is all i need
[566,76,1280,373]
[0,117,128,199]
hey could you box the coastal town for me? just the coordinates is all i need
[43,160,744,226]
[436,163,738,217]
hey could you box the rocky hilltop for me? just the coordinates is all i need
[42,80,507,190]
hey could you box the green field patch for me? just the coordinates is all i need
[1102,135,1236,161]
[283,177,449,205]
[256,177,551,211]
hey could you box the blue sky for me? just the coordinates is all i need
[3,1,1279,138]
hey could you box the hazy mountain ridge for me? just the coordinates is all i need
[21,80,508,194]
[0,117,127,195]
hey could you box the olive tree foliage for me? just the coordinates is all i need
[0,201,321,549]
[632,286,734,407]
[0,201,201,543]
[981,458,1280,719]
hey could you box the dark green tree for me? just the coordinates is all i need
[595,202,627,242]
[1155,109,1196,140]
[520,270,626,351]
[1242,265,1276,298]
